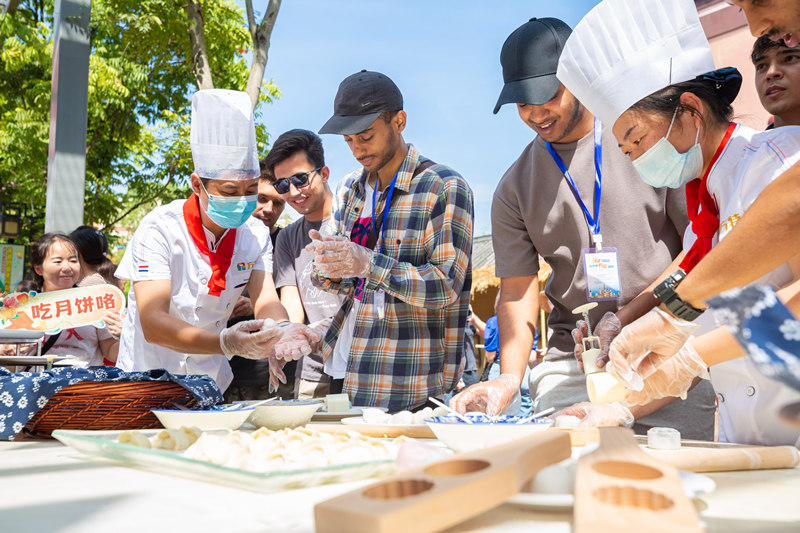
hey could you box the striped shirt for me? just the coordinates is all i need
[314,144,474,411]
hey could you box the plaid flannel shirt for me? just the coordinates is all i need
[313,144,474,411]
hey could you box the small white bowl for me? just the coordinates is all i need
[151,407,254,430]
[247,400,323,430]
[426,414,554,453]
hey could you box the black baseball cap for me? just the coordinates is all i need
[493,17,573,114]
[319,70,404,135]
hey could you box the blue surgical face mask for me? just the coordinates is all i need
[632,108,703,189]
[199,181,257,229]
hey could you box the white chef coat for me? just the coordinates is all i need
[685,124,800,446]
[116,199,272,392]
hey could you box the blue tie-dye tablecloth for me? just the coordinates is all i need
[0,366,222,440]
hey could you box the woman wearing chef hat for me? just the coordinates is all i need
[115,89,321,394]
[556,0,800,446]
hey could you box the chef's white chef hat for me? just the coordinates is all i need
[556,0,715,128]
[190,89,259,180]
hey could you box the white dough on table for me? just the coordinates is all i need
[361,408,390,424]
[325,393,350,412]
[554,415,581,428]
[647,427,681,450]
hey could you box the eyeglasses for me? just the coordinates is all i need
[273,167,321,194]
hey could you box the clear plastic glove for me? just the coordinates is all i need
[306,229,374,279]
[219,319,282,360]
[268,355,287,394]
[572,311,621,372]
[556,401,634,428]
[306,317,333,353]
[622,344,709,406]
[104,309,126,340]
[272,323,322,361]
[607,307,699,390]
[449,374,521,416]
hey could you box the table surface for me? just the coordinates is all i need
[1,439,799,533]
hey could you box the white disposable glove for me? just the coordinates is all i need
[268,355,287,394]
[104,308,126,340]
[449,374,521,416]
[621,344,709,406]
[219,319,281,360]
[556,401,634,428]
[572,311,621,372]
[272,323,322,362]
[607,307,699,390]
[306,229,374,279]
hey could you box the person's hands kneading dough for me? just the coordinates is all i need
[219,319,282,360]
[449,374,521,416]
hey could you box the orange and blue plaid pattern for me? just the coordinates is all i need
[313,144,474,411]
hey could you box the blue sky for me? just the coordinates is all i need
[255,0,602,235]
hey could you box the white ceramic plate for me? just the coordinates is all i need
[311,407,386,422]
[506,469,716,511]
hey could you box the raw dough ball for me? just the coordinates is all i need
[554,415,581,428]
[261,318,278,331]
[647,427,681,450]
[388,410,414,425]
[361,408,390,425]
[432,406,450,417]
[412,407,434,425]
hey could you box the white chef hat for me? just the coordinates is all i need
[190,89,259,180]
[556,0,715,128]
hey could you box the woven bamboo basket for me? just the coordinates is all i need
[18,380,198,440]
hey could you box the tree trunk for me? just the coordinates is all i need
[186,0,214,90]
[245,0,281,110]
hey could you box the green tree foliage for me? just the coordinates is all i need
[0,0,280,245]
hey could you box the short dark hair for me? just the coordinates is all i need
[752,35,787,64]
[628,76,736,132]
[263,129,325,178]
[379,110,400,124]
[258,158,274,183]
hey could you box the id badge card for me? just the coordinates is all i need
[582,247,622,301]
[373,290,386,320]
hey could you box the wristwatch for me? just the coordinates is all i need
[653,270,705,321]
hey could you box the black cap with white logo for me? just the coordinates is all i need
[319,70,404,135]
[494,17,573,114]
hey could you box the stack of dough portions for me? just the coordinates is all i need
[183,426,407,472]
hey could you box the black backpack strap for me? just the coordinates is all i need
[40,332,61,355]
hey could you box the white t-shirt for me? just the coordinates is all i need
[29,324,112,367]
[325,181,375,379]
[116,199,272,392]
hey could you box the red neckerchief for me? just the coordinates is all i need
[182,193,237,296]
[679,123,737,273]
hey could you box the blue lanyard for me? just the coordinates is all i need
[544,117,603,236]
[371,170,399,254]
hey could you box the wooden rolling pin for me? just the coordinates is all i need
[644,445,800,472]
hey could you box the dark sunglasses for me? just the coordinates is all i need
[273,167,321,194]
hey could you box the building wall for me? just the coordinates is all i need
[697,0,771,130]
